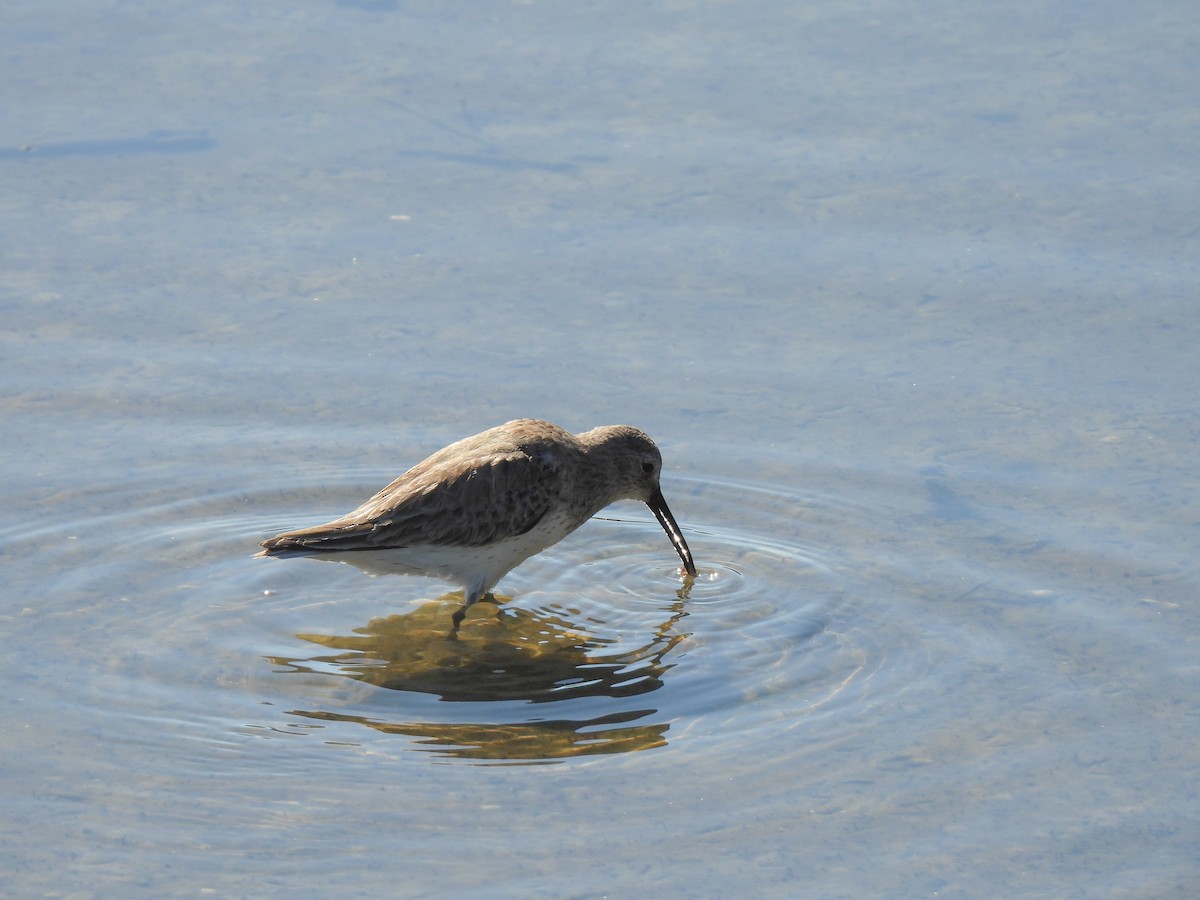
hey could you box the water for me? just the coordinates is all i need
[4,0,1199,896]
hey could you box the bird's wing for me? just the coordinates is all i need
[259,446,561,553]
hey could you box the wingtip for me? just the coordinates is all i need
[255,535,286,557]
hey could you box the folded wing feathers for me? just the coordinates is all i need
[260,447,560,553]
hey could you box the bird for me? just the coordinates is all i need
[257,419,697,631]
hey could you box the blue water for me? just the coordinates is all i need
[3,0,1198,895]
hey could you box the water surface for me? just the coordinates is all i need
[3,0,1198,896]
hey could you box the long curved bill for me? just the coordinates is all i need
[647,488,697,577]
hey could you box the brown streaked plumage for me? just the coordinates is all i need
[257,419,696,630]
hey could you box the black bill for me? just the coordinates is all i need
[647,487,697,577]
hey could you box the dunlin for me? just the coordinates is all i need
[257,419,696,630]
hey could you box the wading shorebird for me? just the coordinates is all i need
[257,419,696,631]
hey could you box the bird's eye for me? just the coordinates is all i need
[641,462,655,474]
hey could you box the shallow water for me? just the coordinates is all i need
[4,0,1200,896]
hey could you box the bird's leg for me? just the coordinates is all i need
[449,584,485,638]
[449,604,467,638]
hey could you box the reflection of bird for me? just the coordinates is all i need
[257,419,696,631]
[279,591,688,703]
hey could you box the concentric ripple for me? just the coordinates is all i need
[6,469,916,765]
